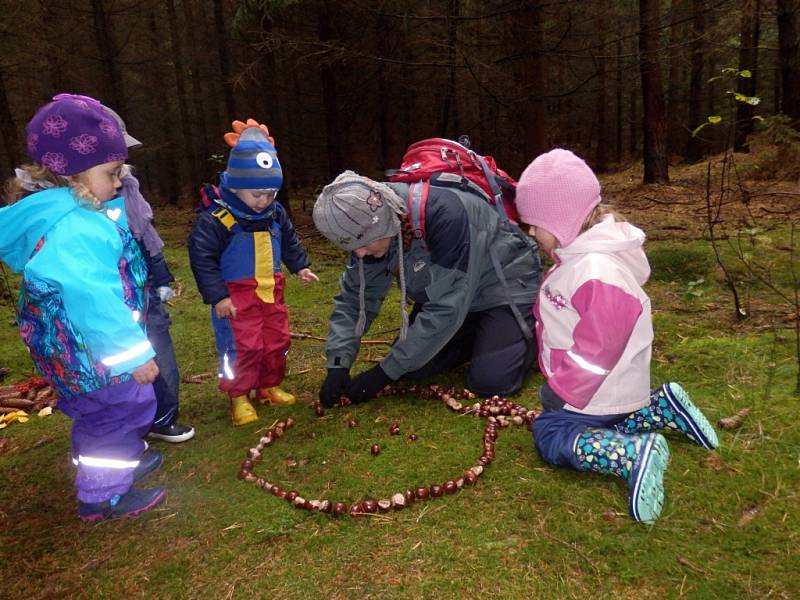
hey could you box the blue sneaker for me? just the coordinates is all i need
[78,487,166,522]
[133,450,163,483]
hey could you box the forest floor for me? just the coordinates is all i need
[0,149,798,599]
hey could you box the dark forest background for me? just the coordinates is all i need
[0,0,796,204]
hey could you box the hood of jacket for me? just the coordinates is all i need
[554,216,650,286]
[0,188,84,273]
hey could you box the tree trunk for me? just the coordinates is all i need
[685,0,706,162]
[182,0,212,169]
[0,64,19,175]
[91,0,125,112]
[148,10,180,203]
[438,0,461,137]
[595,17,609,172]
[734,0,761,152]
[317,0,344,178]
[166,0,197,199]
[777,0,800,121]
[616,38,624,164]
[667,0,687,156]
[512,2,546,162]
[639,0,670,183]
[213,0,236,117]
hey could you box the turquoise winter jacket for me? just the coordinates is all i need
[0,188,154,397]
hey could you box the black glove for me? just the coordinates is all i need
[346,365,392,404]
[319,368,351,407]
[539,382,566,412]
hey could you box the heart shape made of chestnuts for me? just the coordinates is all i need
[238,384,540,518]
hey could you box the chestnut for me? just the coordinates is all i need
[286,490,299,502]
[242,459,254,470]
[408,433,417,442]
[320,500,332,513]
[371,444,381,456]
[430,484,444,498]
[415,487,430,500]
[377,499,392,512]
[464,470,478,485]
[237,469,250,481]
[270,485,284,497]
[259,435,274,447]
[348,419,359,428]
[293,496,306,508]
[362,498,378,513]
[314,404,325,417]
[247,449,261,461]
[403,489,415,504]
[391,492,406,509]
[285,416,295,428]
[444,480,457,494]
[389,422,400,435]
[349,502,363,517]
[333,502,347,517]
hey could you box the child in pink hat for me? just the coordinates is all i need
[515,148,719,523]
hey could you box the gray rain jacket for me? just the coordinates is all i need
[325,181,543,380]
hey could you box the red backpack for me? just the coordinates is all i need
[387,137,519,239]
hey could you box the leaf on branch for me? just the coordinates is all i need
[738,69,752,78]
[708,115,722,124]
[691,122,710,137]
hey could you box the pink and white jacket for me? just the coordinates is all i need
[534,216,653,416]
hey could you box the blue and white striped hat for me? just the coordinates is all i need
[224,126,283,190]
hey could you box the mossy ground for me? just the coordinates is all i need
[1,160,798,599]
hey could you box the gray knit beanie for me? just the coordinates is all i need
[313,171,407,251]
[314,171,409,341]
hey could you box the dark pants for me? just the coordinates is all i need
[147,292,180,428]
[532,408,628,470]
[403,304,537,397]
[59,379,156,502]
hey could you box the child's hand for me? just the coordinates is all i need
[297,268,319,286]
[215,298,237,319]
[133,359,160,384]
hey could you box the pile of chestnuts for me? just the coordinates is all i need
[238,384,540,518]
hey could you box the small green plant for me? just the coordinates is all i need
[684,277,707,299]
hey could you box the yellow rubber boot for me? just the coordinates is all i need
[259,386,296,406]
[231,396,258,426]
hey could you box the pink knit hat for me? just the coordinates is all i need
[515,149,601,247]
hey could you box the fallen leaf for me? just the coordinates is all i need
[37,406,53,417]
[737,504,760,527]
[718,408,750,430]
[702,453,722,471]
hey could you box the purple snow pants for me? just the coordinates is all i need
[57,379,156,503]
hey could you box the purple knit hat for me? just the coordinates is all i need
[25,93,128,176]
[515,148,602,248]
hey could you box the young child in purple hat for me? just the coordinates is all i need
[515,148,719,523]
[0,93,166,522]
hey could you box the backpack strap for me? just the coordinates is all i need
[471,152,508,223]
[407,180,430,241]
[210,206,239,232]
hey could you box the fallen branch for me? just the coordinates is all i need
[290,332,393,345]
